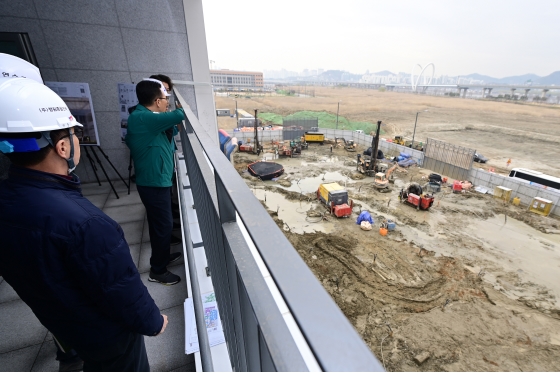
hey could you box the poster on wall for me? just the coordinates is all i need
[118,83,138,143]
[45,82,100,146]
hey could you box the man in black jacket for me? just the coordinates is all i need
[0,78,166,371]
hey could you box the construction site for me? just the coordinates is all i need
[219,87,560,371]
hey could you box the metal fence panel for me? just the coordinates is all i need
[423,138,474,180]
[283,118,318,141]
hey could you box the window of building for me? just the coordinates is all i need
[0,32,39,70]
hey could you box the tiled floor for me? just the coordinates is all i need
[0,181,195,372]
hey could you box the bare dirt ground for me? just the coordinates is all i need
[233,141,560,371]
[216,86,560,176]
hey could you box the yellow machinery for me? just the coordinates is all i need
[528,197,553,216]
[373,163,398,191]
[335,137,356,151]
[317,183,353,218]
[393,135,423,150]
[304,132,325,144]
[493,186,512,202]
[394,136,406,145]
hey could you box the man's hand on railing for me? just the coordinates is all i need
[158,314,168,335]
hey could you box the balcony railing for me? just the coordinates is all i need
[174,85,383,372]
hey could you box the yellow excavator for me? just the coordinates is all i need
[373,162,398,191]
[335,137,357,151]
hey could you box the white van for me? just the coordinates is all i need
[354,130,364,134]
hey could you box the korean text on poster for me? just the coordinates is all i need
[118,83,138,143]
[45,82,99,146]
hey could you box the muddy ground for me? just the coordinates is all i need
[233,141,560,371]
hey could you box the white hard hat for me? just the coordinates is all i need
[0,53,43,84]
[0,77,82,134]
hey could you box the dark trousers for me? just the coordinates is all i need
[79,333,149,372]
[137,185,173,274]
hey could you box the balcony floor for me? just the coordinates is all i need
[0,181,195,372]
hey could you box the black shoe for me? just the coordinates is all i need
[169,252,182,265]
[148,270,181,285]
[170,235,182,246]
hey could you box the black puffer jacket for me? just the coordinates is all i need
[0,166,163,351]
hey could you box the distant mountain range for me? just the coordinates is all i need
[272,69,560,85]
[369,70,560,85]
[462,72,560,85]
[318,70,363,82]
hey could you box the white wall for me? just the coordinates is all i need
[469,168,560,217]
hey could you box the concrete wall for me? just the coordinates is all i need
[0,0,197,183]
[469,168,560,217]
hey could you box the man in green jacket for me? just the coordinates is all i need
[125,79,185,285]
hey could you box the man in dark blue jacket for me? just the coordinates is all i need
[0,78,166,371]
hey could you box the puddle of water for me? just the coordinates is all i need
[281,171,354,194]
[317,156,339,163]
[466,214,560,306]
[261,153,275,161]
[252,189,335,234]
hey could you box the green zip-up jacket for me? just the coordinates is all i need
[125,105,185,187]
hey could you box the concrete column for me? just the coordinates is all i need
[524,88,530,99]
[510,88,516,98]
[462,88,468,98]
[542,89,549,98]
[457,87,461,96]
[487,88,493,97]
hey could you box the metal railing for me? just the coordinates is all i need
[174,86,383,371]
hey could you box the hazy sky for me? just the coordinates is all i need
[202,0,559,78]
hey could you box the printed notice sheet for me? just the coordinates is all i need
[117,83,138,143]
[184,292,226,354]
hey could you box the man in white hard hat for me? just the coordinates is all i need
[0,52,44,83]
[0,77,167,371]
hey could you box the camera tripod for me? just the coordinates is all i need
[82,146,129,199]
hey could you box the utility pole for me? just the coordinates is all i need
[254,109,260,154]
[411,112,419,149]
[336,101,340,129]
[234,96,239,128]
[411,109,428,149]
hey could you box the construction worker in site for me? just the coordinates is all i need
[0,77,166,371]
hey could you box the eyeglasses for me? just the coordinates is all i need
[156,97,169,101]
[58,127,83,142]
